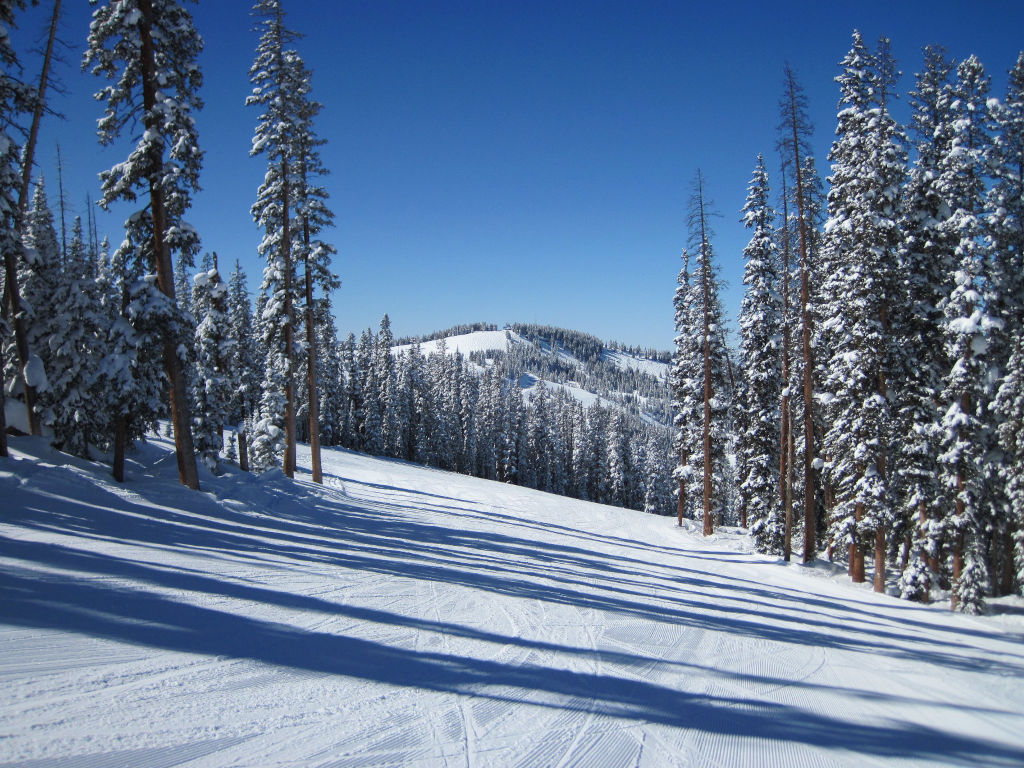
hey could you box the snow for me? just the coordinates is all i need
[2,434,1023,767]
[23,354,48,391]
[603,349,670,379]
[391,329,517,358]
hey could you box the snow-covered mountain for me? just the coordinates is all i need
[392,324,673,426]
[3,433,1023,767]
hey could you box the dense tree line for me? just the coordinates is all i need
[708,32,1024,612]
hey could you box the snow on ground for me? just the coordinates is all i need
[2,435,1024,768]
[603,349,670,380]
[391,329,517,358]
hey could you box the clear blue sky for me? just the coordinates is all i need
[14,0,1024,350]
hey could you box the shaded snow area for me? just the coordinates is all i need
[2,436,1024,767]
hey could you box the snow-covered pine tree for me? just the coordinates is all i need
[994,332,1024,595]
[672,250,702,525]
[738,155,785,553]
[85,0,203,490]
[289,45,338,484]
[936,55,997,614]
[375,315,398,457]
[191,254,233,473]
[226,260,260,470]
[894,46,957,602]
[819,32,906,591]
[16,178,60,403]
[1,0,42,445]
[42,217,104,456]
[99,213,175,481]
[314,294,343,448]
[986,53,1024,596]
[689,171,730,535]
[248,0,305,477]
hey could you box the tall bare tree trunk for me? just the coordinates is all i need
[303,218,322,484]
[783,68,817,564]
[779,159,794,562]
[139,0,199,491]
[113,414,127,483]
[8,0,61,438]
[697,186,714,537]
[238,428,249,472]
[280,154,297,478]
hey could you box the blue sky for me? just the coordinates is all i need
[14,0,1024,350]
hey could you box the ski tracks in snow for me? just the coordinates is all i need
[3,439,1024,767]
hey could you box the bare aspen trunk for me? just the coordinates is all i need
[139,0,199,491]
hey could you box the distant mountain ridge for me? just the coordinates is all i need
[391,322,673,427]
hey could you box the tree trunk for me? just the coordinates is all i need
[874,527,887,593]
[676,477,685,527]
[303,221,322,484]
[778,158,793,561]
[851,502,866,582]
[783,69,817,564]
[139,0,199,491]
[281,156,297,479]
[238,426,249,472]
[7,1,60,438]
[0,345,8,458]
[113,414,127,483]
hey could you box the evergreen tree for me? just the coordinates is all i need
[672,250,702,525]
[986,52,1024,596]
[226,260,260,470]
[936,55,996,613]
[16,178,60,400]
[248,0,304,477]
[819,32,906,591]
[738,155,785,553]
[191,254,233,472]
[86,0,203,489]
[688,171,730,534]
[43,217,104,456]
[895,45,957,602]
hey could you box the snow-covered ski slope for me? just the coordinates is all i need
[2,435,1023,768]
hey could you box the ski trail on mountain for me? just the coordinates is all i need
[1,436,1023,767]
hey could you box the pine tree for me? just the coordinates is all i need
[248,0,304,477]
[819,32,906,591]
[689,171,730,535]
[936,55,996,613]
[672,250,702,525]
[43,217,104,456]
[778,64,819,561]
[16,178,60,401]
[895,45,957,602]
[99,214,175,481]
[86,0,203,490]
[226,260,260,470]
[2,0,47,440]
[191,254,233,472]
[738,155,785,553]
[986,52,1024,596]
